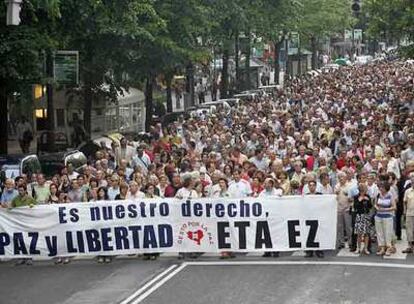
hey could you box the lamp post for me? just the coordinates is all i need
[5,0,22,25]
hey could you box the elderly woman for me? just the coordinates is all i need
[352,183,373,254]
[375,181,396,256]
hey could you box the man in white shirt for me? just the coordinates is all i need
[115,137,135,166]
[259,178,282,197]
[249,148,270,172]
[403,173,414,253]
[126,181,145,200]
[401,134,414,169]
[228,169,252,198]
[131,144,151,175]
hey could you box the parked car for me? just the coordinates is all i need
[38,150,88,178]
[354,55,373,65]
[37,131,70,154]
[0,154,42,180]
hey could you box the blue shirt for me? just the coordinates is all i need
[1,189,18,204]
[376,193,393,218]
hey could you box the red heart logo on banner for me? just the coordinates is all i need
[187,230,204,245]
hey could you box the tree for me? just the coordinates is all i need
[365,0,414,57]
[0,0,60,154]
[297,0,353,69]
[55,0,163,137]
[258,0,302,84]
[127,0,212,126]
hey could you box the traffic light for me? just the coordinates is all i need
[351,0,361,14]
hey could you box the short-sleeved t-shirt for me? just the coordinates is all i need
[404,188,414,216]
[11,195,36,208]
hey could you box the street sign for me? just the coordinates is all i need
[344,30,352,41]
[53,51,79,85]
[288,32,299,55]
[353,29,363,41]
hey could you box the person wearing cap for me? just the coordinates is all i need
[131,144,151,175]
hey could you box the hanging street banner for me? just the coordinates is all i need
[288,32,300,55]
[0,196,337,258]
[54,51,79,85]
[344,30,353,41]
[353,29,363,41]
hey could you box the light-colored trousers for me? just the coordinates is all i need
[406,216,414,244]
[375,216,394,247]
[337,212,353,247]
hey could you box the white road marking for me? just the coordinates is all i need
[183,261,414,269]
[159,252,180,258]
[384,230,408,260]
[120,264,178,304]
[130,263,188,304]
[291,251,306,257]
[201,253,221,257]
[72,255,96,260]
[336,248,360,257]
[245,252,264,257]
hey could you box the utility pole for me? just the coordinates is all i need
[2,0,23,154]
[5,0,22,25]
[46,51,55,152]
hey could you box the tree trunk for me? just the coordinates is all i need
[46,51,55,152]
[145,74,154,132]
[235,31,240,91]
[285,38,290,79]
[310,36,318,70]
[166,74,173,113]
[185,63,195,107]
[273,39,284,85]
[245,31,251,89]
[220,48,229,98]
[298,41,302,76]
[83,84,92,140]
[0,84,7,154]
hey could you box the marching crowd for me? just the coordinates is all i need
[1,59,414,264]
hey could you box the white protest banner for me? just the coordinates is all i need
[0,195,337,258]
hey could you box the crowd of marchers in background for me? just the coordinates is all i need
[1,60,414,263]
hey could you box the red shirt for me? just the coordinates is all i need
[336,158,346,170]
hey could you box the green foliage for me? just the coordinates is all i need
[257,0,302,42]
[298,0,354,39]
[365,0,414,40]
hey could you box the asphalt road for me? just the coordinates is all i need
[142,264,414,304]
[0,259,173,304]
[1,253,414,304]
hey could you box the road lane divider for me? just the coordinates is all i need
[120,264,179,304]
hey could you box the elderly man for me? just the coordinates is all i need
[132,144,151,175]
[401,133,414,169]
[115,137,135,166]
[0,178,18,207]
[403,173,414,253]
